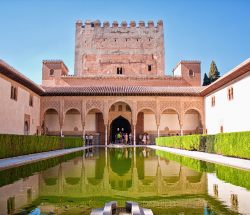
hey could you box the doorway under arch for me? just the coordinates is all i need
[24,121,29,135]
[110,116,131,143]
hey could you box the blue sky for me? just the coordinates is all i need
[0,0,249,84]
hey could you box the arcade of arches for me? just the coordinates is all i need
[41,96,204,145]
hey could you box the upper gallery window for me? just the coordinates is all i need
[29,94,33,107]
[211,96,215,107]
[10,85,18,101]
[227,87,234,101]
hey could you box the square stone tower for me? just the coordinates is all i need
[74,20,165,76]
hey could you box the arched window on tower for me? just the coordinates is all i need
[189,70,194,77]
[148,65,152,71]
[49,69,54,76]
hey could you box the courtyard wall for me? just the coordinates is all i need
[0,74,40,135]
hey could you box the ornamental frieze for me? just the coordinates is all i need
[137,100,156,113]
[64,100,82,114]
[86,99,104,114]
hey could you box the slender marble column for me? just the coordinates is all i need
[133,125,136,145]
[105,124,108,146]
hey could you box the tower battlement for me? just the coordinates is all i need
[74,20,165,77]
[76,20,163,29]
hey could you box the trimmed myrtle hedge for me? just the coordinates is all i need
[156,149,250,190]
[0,134,83,159]
[156,150,215,173]
[0,151,83,187]
[156,131,250,159]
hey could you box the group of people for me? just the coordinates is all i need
[85,134,94,145]
[114,128,132,144]
[138,133,150,145]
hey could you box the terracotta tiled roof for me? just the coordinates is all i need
[201,58,250,96]
[0,59,44,95]
[43,86,204,96]
[43,60,69,72]
[60,75,191,87]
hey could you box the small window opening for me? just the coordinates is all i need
[118,105,123,111]
[211,96,215,107]
[189,70,194,77]
[29,95,33,107]
[126,105,131,111]
[220,125,223,133]
[49,69,54,76]
[148,65,152,71]
[27,189,32,203]
[10,86,17,100]
[228,87,234,101]
[111,105,115,111]
[7,197,15,214]
[116,67,123,75]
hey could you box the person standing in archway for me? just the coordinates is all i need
[125,133,128,144]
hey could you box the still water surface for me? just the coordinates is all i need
[0,147,250,215]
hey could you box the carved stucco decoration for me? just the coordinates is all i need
[86,99,104,115]
[107,99,134,111]
[159,100,181,115]
[183,101,203,115]
[137,100,156,114]
[64,100,82,114]
[41,99,61,117]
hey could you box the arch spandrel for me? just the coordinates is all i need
[63,100,82,115]
[108,99,133,113]
[86,99,104,116]
[183,101,203,115]
[41,99,61,120]
[137,100,157,115]
[159,101,181,115]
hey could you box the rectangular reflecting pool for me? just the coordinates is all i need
[0,147,250,215]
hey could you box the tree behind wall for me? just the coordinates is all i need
[209,61,220,83]
[202,73,211,86]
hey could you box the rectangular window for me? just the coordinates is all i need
[227,87,234,101]
[29,95,33,107]
[148,65,152,71]
[211,96,215,107]
[118,105,123,111]
[116,67,123,75]
[10,86,18,101]
[220,125,223,133]
[7,197,15,214]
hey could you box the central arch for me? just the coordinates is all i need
[110,116,131,143]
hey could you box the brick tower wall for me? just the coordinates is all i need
[74,20,165,77]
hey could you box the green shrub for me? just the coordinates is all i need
[63,137,83,149]
[156,150,215,173]
[214,131,250,159]
[156,135,200,151]
[0,151,83,187]
[215,164,250,190]
[156,131,250,159]
[0,134,84,159]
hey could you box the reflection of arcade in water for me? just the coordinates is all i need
[40,148,206,198]
[0,148,250,214]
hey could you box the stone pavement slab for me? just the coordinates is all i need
[149,145,250,171]
[0,146,93,171]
